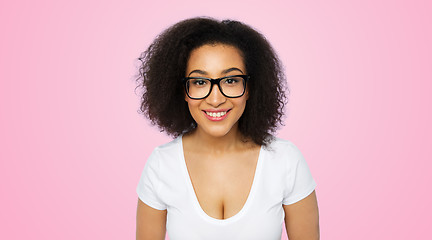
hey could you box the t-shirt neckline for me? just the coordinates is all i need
[177,135,264,225]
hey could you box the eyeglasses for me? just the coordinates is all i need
[182,75,249,100]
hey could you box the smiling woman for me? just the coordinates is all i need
[184,44,248,139]
[135,17,319,240]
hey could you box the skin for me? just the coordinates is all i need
[184,44,249,145]
[136,43,320,239]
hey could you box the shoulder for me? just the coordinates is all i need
[265,136,304,159]
[153,136,181,152]
[262,136,310,173]
[146,136,182,165]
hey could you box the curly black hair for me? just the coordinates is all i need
[136,17,288,146]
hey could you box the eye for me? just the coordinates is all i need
[222,77,240,85]
[191,79,207,86]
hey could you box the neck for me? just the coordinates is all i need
[187,125,247,154]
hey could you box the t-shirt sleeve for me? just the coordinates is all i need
[136,148,167,210]
[282,142,317,205]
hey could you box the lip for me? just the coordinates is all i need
[202,109,231,121]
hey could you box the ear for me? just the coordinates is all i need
[245,86,249,100]
[184,91,189,102]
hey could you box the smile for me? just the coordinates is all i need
[205,111,227,117]
[203,109,231,121]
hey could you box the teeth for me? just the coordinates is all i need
[205,111,227,117]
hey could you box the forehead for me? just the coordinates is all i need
[186,44,246,75]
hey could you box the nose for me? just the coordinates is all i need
[205,84,226,107]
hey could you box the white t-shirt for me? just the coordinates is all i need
[136,135,317,240]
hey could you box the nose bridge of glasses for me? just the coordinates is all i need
[209,79,225,97]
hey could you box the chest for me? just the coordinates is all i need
[183,149,260,220]
[164,145,288,240]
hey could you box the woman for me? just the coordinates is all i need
[135,17,319,240]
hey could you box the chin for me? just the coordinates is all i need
[199,126,234,138]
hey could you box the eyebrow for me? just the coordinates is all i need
[188,67,244,76]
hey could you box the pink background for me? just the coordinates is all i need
[1,0,431,239]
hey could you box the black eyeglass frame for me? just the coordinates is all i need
[182,75,250,100]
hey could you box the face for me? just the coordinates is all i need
[185,44,248,138]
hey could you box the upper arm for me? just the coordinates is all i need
[136,198,167,240]
[283,190,320,240]
[136,148,168,239]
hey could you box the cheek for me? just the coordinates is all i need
[233,99,248,117]
[186,100,201,114]
[236,97,248,108]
